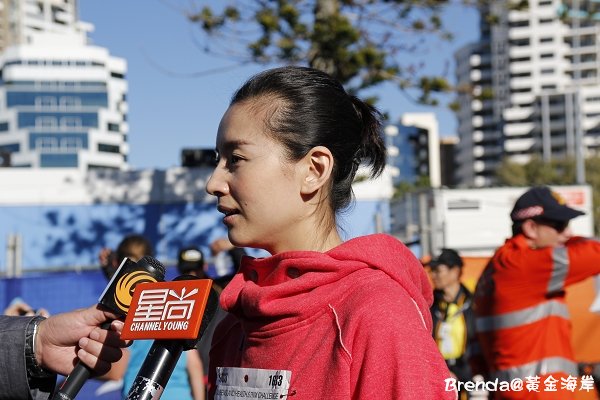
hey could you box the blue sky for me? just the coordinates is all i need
[79,0,479,170]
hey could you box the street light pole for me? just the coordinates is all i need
[572,0,586,184]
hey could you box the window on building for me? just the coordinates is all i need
[35,116,58,128]
[541,68,554,74]
[581,54,597,63]
[107,123,120,132]
[509,20,529,28]
[539,18,553,24]
[0,122,8,131]
[509,38,530,46]
[59,96,81,109]
[110,72,125,79]
[41,153,78,167]
[51,5,68,25]
[37,137,58,150]
[35,96,57,109]
[0,143,19,152]
[88,164,119,170]
[60,137,83,150]
[30,133,88,150]
[582,69,597,78]
[540,37,553,43]
[98,143,120,153]
[60,117,82,128]
[581,35,596,47]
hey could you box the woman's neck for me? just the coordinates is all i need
[267,223,343,255]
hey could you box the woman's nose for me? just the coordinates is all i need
[206,167,228,197]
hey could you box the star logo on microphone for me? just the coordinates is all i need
[121,279,213,340]
[133,287,198,324]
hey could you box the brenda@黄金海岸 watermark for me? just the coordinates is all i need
[445,374,596,394]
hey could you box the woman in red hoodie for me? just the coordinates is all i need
[205,66,455,399]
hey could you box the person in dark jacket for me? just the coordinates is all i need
[0,306,128,400]
[428,248,482,397]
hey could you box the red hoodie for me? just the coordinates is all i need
[207,234,454,399]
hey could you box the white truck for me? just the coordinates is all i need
[390,185,594,258]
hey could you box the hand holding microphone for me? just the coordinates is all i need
[35,306,128,377]
[53,256,166,400]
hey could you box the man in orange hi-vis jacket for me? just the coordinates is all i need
[474,186,600,399]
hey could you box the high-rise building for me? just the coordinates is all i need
[384,113,441,188]
[454,0,600,187]
[0,0,128,169]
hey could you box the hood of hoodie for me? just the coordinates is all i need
[220,233,433,333]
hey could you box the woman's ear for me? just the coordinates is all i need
[300,146,334,195]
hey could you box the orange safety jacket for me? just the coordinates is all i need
[474,234,600,399]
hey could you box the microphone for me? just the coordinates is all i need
[123,275,219,400]
[53,256,166,400]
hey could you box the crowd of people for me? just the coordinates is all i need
[2,66,600,400]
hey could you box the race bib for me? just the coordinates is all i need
[214,367,292,399]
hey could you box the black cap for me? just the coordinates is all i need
[428,248,463,269]
[177,246,205,274]
[510,186,584,222]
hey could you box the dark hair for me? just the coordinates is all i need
[116,234,153,262]
[231,66,386,212]
[512,221,524,237]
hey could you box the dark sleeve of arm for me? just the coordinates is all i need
[0,316,56,400]
[464,302,488,378]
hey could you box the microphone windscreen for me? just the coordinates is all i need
[99,256,166,316]
[138,255,166,278]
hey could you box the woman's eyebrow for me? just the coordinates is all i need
[220,139,253,152]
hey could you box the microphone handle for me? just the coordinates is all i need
[125,340,184,400]
[52,364,91,400]
[52,320,113,400]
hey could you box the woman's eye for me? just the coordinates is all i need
[229,154,242,164]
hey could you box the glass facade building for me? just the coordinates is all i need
[384,113,442,188]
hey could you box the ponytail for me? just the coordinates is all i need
[349,96,387,179]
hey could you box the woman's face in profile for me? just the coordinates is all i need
[206,102,307,254]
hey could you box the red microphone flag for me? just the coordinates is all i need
[121,279,213,340]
